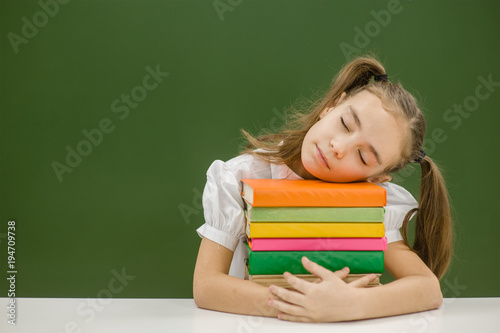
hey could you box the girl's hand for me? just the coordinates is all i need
[267,256,377,322]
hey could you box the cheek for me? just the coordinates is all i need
[306,119,330,139]
[328,161,368,182]
[339,169,364,181]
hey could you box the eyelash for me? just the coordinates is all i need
[341,117,367,166]
[358,150,367,166]
[340,117,350,132]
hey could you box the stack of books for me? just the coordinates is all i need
[241,179,387,289]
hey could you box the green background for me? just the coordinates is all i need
[1,0,499,298]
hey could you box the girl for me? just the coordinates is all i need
[193,56,453,322]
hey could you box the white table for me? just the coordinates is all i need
[2,297,499,332]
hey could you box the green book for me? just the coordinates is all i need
[245,203,384,222]
[245,243,384,275]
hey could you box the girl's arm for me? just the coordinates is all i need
[193,237,280,317]
[268,240,443,322]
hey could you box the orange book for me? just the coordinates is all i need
[241,179,386,207]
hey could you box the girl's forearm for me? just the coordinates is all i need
[356,274,443,320]
[194,271,279,318]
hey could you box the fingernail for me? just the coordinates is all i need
[303,256,310,263]
[343,267,349,272]
[269,286,275,293]
[268,299,274,306]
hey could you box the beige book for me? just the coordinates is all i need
[245,265,381,288]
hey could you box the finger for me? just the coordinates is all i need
[269,284,306,306]
[302,256,349,281]
[268,298,306,318]
[348,273,378,288]
[282,271,312,294]
[333,266,350,279]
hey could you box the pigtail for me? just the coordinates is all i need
[401,156,453,279]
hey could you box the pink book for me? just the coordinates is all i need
[247,237,387,251]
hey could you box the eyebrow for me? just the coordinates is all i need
[349,106,383,166]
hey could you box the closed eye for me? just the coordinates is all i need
[341,117,350,132]
[358,149,367,166]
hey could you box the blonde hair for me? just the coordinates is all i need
[240,55,453,279]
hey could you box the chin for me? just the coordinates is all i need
[304,168,335,182]
[301,161,321,180]
[309,170,358,183]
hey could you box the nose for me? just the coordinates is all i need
[329,140,345,159]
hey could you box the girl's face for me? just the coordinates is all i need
[297,90,407,183]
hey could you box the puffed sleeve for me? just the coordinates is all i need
[379,182,419,244]
[196,160,247,252]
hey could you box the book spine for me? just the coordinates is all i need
[246,246,384,275]
[245,265,381,287]
[250,186,386,207]
[248,237,388,251]
[247,206,385,222]
[246,221,385,238]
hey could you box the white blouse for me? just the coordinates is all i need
[196,152,418,279]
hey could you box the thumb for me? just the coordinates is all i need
[301,256,349,281]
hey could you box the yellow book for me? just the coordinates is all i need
[246,219,385,238]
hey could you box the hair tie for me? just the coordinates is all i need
[414,149,426,164]
[374,74,388,82]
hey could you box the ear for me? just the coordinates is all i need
[366,174,392,184]
[319,92,347,119]
[335,92,347,106]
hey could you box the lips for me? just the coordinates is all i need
[316,144,330,169]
